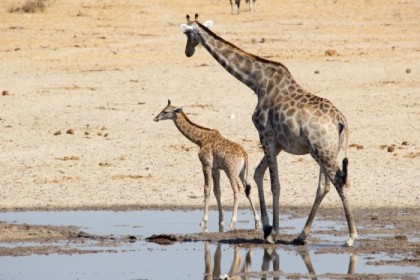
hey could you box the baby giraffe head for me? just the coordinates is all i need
[179,13,213,57]
[154,100,183,122]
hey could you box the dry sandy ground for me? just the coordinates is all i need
[0,1,419,211]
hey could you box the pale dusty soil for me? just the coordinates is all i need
[0,0,419,268]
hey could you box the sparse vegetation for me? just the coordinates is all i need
[9,0,56,13]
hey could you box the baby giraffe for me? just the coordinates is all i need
[154,100,261,230]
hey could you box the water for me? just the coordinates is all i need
[0,210,419,279]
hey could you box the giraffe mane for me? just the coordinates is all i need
[179,111,213,132]
[195,21,291,74]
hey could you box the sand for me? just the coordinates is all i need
[0,0,419,212]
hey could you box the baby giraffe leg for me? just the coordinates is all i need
[200,165,213,229]
[212,169,224,230]
[245,183,261,229]
[254,155,273,241]
[228,175,241,230]
[239,165,260,229]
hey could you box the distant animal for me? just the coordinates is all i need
[230,0,257,14]
[154,100,261,230]
[179,14,357,246]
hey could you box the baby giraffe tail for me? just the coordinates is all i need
[245,183,251,197]
[243,153,252,197]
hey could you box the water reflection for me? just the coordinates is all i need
[204,242,358,279]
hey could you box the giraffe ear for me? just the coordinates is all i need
[174,107,183,113]
[180,24,193,33]
[203,20,213,29]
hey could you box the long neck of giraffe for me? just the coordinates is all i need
[196,22,290,93]
[173,111,211,147]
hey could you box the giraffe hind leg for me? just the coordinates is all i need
[294,167,330,245]
[333,159,358,246]
[328,158,358,246]
[227,174,241,230]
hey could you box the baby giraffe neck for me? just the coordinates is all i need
[173,112,211,147]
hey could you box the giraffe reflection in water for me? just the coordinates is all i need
[203,242,358,279]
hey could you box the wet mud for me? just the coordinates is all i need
[1,207,419,278]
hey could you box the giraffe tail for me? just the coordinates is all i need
[244,153,251,197]
[342,157,350,188]
[338,116,350,187]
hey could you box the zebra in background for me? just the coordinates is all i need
[230,0,257,14]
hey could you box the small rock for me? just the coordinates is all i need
[395,235,407,241]
[77,231,91,238]
[402,141,408,146]
[54,130,61,136]
[349,143,363,149]
[314,70,320,74]
[66,129,75,135]
[126,235,137,243]
[405,68,411,74]
[387,146,395,152]
[325,49,338,56]
[2,90,9,96]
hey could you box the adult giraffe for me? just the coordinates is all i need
[179,14,357,246]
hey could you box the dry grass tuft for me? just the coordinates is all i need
[9,0,56,13]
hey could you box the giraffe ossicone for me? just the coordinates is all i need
[179,15,358,246]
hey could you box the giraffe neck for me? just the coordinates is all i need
[196,22,291,93]
[173,111,212,147]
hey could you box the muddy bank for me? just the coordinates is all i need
[0,221,137,257]
[2,207,418,268]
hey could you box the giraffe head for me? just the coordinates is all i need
[179,14,213,57]
[154,100,183,122]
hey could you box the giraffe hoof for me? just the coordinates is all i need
[263,225,273,240]
[292,237,307,246]
[265,235,275,244]
[344,238,355,247]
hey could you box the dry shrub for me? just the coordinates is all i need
[9,0,56,13]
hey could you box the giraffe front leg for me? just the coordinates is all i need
[200,165,213,231]
[254,156,271,239]
[212,169,224,231]
[262,136,281,243]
